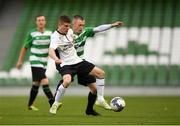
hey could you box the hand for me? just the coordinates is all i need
[55,59,62,64]
[112,21,124,27]
[16,61,23,69]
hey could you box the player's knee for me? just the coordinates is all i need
[98,70,105,79]
[88,83,97,94]
[91,88,97,94]
[32,81,40,86]
[63,75,71,82]
[63,77,72,88]
[101,70,105,78]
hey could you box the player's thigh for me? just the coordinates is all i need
[89,66,105,79]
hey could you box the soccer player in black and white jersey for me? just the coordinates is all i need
[49,15,107,116]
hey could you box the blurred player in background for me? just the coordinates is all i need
[16,15,54,111]
[56,15,124,110]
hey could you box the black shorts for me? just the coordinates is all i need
[58,60,95,86]
[31,67,46,82]
[59,75,96,86]
[77,74,96,86]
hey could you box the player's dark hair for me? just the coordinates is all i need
[59,15,71,23]
[35,15,45,20]
[73,15,84,20]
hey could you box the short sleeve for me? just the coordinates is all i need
[50,35,58,49]
[85,27,95,37]
[24,33,33,48]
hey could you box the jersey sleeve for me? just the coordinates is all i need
[49,34,58,49]
[85,27,95,37]
[24,32,33,48]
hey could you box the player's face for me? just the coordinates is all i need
[58,22,71,34]
[73,19,85,34]
[36,16,46,29]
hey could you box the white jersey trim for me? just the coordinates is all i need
[31,48,48,54]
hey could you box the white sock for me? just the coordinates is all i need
[55,84,66,102]
[96,78,105,102]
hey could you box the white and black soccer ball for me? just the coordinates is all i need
[110,97,126,112]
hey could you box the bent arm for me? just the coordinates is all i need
[49,48,61,64]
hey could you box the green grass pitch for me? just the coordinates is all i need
[0,96,180,125]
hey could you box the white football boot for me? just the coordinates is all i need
[95,100,111,110]
[49,102,62,114]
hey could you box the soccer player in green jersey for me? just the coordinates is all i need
[72,15,124,109]
[16,15,54,111]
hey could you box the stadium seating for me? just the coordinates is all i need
[0,0,179,86]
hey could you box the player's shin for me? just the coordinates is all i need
[28,84,39,107]
[55,84,66,103]
[86,92,97,111]
[86,92,100,116]
[96,78,105,102]
[49,84,65,114]
[54,80,63,97]
[42,85,54,106]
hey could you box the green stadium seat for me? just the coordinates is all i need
[121,65,133,85]
[144,65,156,85]
[133,65,145,85]
[137,44,148,55]
[110,0,123,21]
[123,0,131,26]
[156,65,168,85]
[175,0,180,26]
[127,41,136,55]
[163,0,173,26]
[115,48,126,55]
[152,0,163,26]
[130,0,142,27]
[110,65,122,85]
[168,65,180,85]
[141,0,153,26]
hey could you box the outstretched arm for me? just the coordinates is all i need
[16,47,28,69]
[93,21,124,33]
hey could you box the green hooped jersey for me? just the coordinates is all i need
[74,27,95,59]
[24,28,52,68]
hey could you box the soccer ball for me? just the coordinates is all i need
[110,97,126,112]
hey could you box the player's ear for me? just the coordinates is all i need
[58,22,61,27]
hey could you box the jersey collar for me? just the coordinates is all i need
[56,30,66,35]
